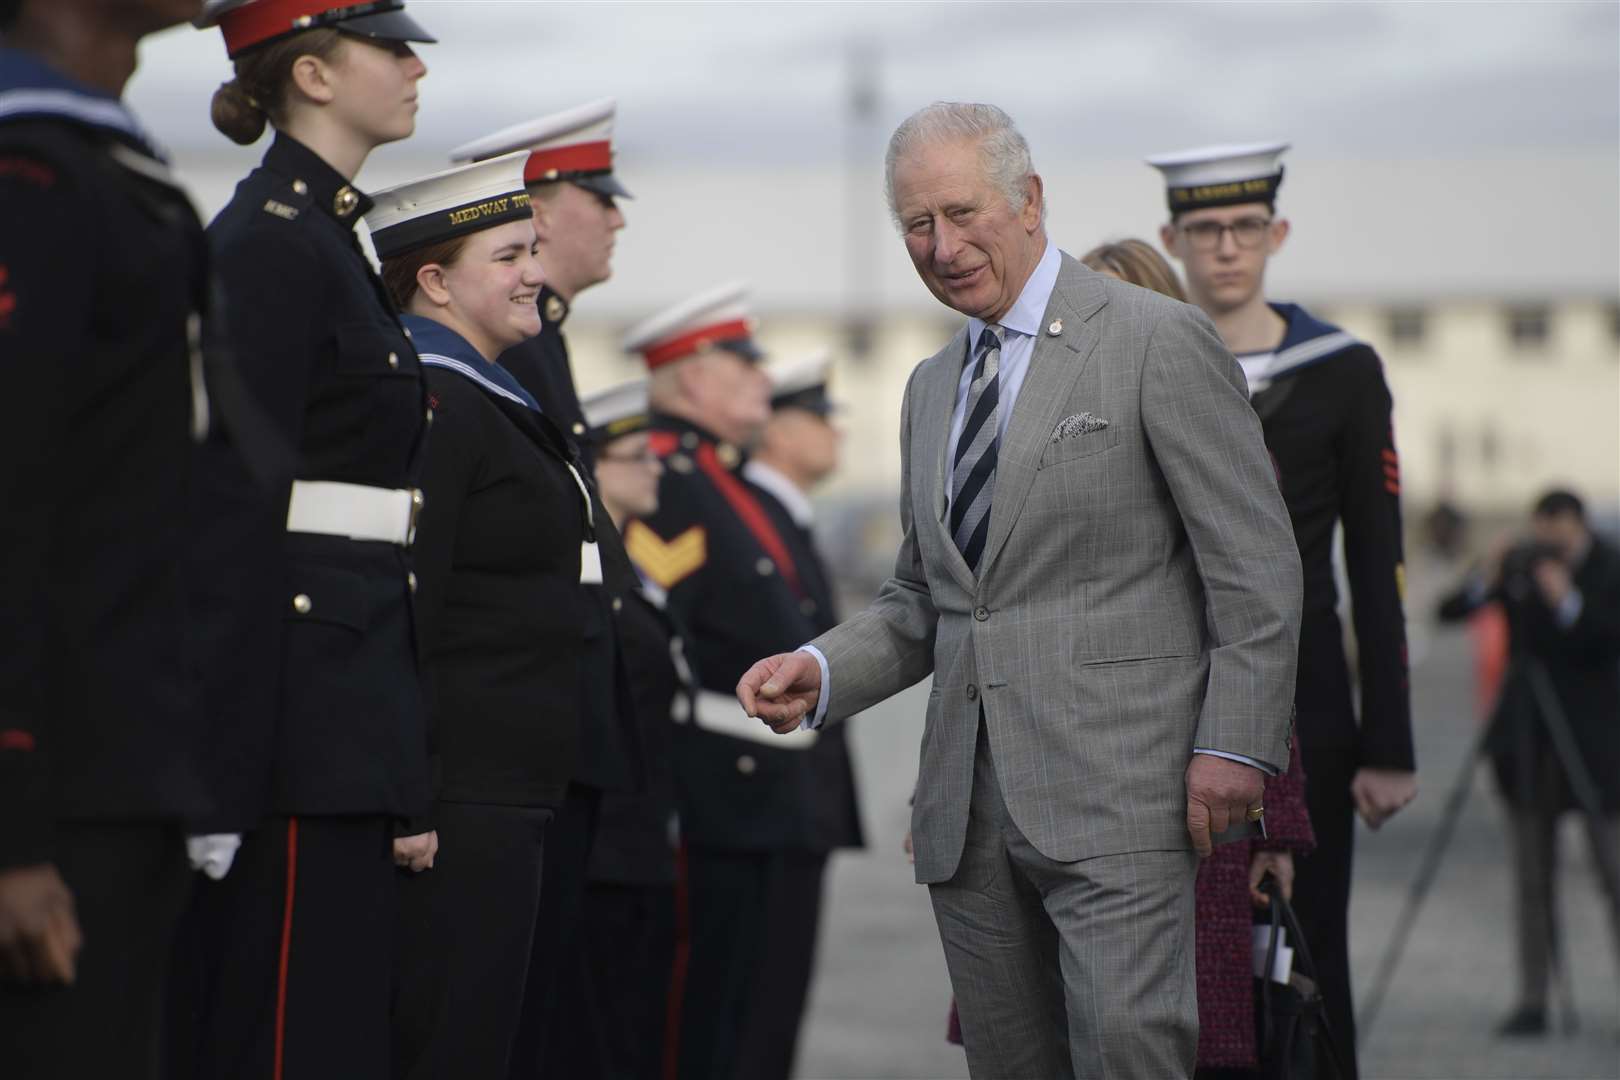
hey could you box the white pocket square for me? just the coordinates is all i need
[1050,412,1109,442]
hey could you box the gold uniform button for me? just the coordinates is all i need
[611,597,623,613]
[333,186,359,217]
[388,351,399,370]
[292,594,312,615]
[715,443,741,470]
[425,408,434,426]
[756,558,774,576]
[736,755,757,776]
[572,421,586,436]
[407,572,418,594]
[680,432,699,450]
[545,296,566,322]
[291,179,309,196]
[402,327,413,339]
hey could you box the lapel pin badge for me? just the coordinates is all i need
[1047,319,1063,336]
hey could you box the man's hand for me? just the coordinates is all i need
[737,651,823,735]
[1185,755,1265,858]
[1350,768,1417,829]
[0,864,82,985]
[1531,558,1573,610]
[393,831,438,873]
[1249,850,1294,908]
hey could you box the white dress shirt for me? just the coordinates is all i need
[743,459,815,528]
[793,244,1275,775]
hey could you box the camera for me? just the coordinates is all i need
[1498,541,1565,604]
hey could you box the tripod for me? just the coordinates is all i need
[1358,654,1607,1044]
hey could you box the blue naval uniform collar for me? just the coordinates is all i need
[401,315,544,414]
[0,47,165,161]
[1260,301,1363,382]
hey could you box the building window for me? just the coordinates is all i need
[1506,305,1552,352]
[1386,307,1427,348]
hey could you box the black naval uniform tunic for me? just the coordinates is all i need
[390,315,588,1080]
[495,287,650,1079]
[0,49,214,1079]
[1246,301,1413,1078]
[626,416,857,1080]
[733,462,865,1080]
[188,132,432,1080]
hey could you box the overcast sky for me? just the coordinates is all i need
[130,1,1618,162]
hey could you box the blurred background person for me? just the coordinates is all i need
[371,153,590,1078]
[185,3,439,1076]
[622,285,831,1080]
[563,378,692,1080]
[737,351,866,1080]
[449,102,645,1080]
[0,1,250,1075]
[1081,239,1317,1080]
[1153,142,1417,1079]
[1436,489,1620,1037]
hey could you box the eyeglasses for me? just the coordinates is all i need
[1178,217,1273,252]
[598,449,658,466]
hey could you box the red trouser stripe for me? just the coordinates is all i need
[274,817,300,1080]
[663,841,692,1080]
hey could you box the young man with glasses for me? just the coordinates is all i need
[1152,143,1418,1079]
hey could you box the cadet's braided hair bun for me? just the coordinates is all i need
[208,28,345,146]
[210,78,266,145]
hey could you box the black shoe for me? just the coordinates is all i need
[1495,1006,1548,1037]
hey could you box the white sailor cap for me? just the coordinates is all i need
[766,349,838,417]
[195,0,435,60]
[622,282,763,370]
[363,151,531,260]
[580,379,652,444]
[1144,141,1290,214]
[449,98,631,200]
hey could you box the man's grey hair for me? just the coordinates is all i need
[883,102,1043,229]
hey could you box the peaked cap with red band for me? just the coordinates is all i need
[450,98,632,200]
[195,0,436,60]
[622,282,763,371]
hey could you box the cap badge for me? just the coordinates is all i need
[1047,319,1063,336]
[333,186,360,218]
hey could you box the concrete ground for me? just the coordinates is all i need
[792,611,1620,1079]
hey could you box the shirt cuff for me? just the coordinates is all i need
[1555,588,1584,630]
[1193,747,1279,776]
[797,645,831,730]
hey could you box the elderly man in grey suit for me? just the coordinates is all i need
[738,102,1303,1079]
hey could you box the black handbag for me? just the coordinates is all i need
[1255,876,1349,1080]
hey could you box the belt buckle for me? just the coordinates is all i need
[406,488,424,546]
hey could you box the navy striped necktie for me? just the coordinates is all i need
[950,325,1003,574]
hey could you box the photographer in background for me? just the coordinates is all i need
[1437,489,1620,1037]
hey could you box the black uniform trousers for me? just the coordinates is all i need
[0,824,189,1080]
[392,802,552,1080]
[507,782,599,1079]
[173,815,394,1080]
[733,851,829,1080]
[1292,735,1358,1080]
[675,846,828,1080]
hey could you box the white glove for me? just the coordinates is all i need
[186,833,243,881]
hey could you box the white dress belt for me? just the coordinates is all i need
[285,480,422,546]
[673,689,819,750]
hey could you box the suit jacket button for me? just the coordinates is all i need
[965,684,978,701]
[973,605,990,621]
[292,593,312,615]
[736,755,757,775]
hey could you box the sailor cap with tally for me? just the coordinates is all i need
[766,349,838,417]
[1144,141,1290,214]
[622,282,763,370]
[195,0,435,60]
[449,98,632,200]
[580,380,652,444]
[363,152,531,260]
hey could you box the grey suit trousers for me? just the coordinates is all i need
[931,725,1198,1080]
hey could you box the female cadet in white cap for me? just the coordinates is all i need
[180,4,439,1078]
[366,154,593,1079]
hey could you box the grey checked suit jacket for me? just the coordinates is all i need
[811,255,1303,885]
